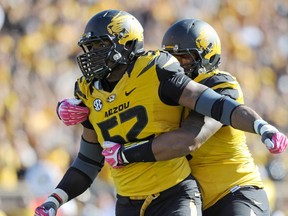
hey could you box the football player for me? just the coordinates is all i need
[35,9,202,216]
[103,19,283,216]
[35,11,287,216]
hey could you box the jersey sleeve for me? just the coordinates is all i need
[73,77,94,129]
[74,76,89,100]
[155,51,191,105]
[197,73,240,100]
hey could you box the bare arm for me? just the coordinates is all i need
[230,104,262,132]
[82,127,99,142]
[152,111,222,160]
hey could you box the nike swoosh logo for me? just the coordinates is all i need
[125,87,136,96]
[106,149,113,154]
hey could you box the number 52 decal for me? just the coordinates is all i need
[97,105,149,143]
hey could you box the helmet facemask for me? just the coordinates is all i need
[177,49,204,79]
[165,44,221,80]
[77,34,112,81]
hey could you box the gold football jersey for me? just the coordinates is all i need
[75,50,191,196]
[189,70,264,209]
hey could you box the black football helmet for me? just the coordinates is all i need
[77,10,144,81]
[162,19,221,79]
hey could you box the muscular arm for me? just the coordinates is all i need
[152,111,222,160]
[230,104,262,132]
[119,77,273,164]
[154,54,260,134]
[118,78,287,164]
[115,111,222,163]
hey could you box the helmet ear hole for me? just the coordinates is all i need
[125,40,140,60]
[209,54,221,70]
[125,40,133,49]
[210,55,216,63]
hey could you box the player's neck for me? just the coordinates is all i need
[101,79,118,92]
[101,65,125,91]
[106,65,127,82]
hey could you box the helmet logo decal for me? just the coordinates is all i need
[107,12,144,45]
[93,98,103,111]
[196,26,221,59]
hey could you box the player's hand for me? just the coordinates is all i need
[34,202,57,216]
[57,98,89,126]
[102,141,127,168]
[254,120,288,154]
[262,132,288,154]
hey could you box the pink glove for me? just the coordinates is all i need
[254,120,288,154]
[265,132,288,154]
[34,202,57,216]
[102,141,128,168]
[57,98,89,126]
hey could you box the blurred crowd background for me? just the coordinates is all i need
[0,0,288,215]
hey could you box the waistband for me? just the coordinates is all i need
[117,193,160,216]
[117,174,195,202]
[230,185,261,193]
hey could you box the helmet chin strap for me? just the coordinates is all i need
[183,56,206,79]
[103,44,136,81]
[185,66,198,79]
[102,40,140,80]
[190,66,206,79]
[198,66,206,74]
